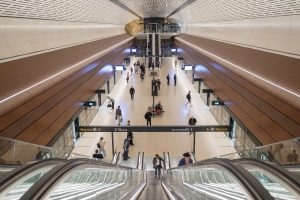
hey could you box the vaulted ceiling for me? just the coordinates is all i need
[1,0,299,25]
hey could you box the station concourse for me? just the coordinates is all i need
[0,1,299,199]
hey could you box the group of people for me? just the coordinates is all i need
[152,152,194,179]
[166,73,176,86]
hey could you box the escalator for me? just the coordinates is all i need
[0,157,299,199]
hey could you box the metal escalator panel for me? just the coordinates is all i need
[242,164,299,200]
[0,165,57,200]
[44,166,128,200]
[283,165,300,178]
[0,165,18,178]
[165,164,251,200]
[20,160,145,200]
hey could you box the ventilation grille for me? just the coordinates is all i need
[172,0,300,23]
[119,0,186,17]
[0,0,136,24]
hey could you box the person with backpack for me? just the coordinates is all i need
[127,120,134,145]
[153,154,164,179]
[107,96,115,110]
[129,86,135,100]
[145,108,153,126]
[186,91,192,106]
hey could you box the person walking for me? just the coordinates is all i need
[153,154,164,179]
[107,96,115,110]
[188,116,197,135]
[123,136,131,160]
[97,137,106,157]
[129,86,135,100]
[178,152,193,166]
[173,74,177,86]
[144,108,153,126]
[166,74,170,85]
[126,72,129,83]
[186,91,192,106]
[127,120,134,145]
[157,79,161,90]
[115,106,122,126]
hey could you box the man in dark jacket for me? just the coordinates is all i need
[188,116,197,134]
[115,106,122,126]
[166,74,170,85]
[173,74,177,86]
[127,120,134,145]
[145,109,153,126]
[129,86,135,100]
[123,136,131,160]
[153,154,164,178]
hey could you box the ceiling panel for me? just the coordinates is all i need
[172,0,300,23]
[119,0,187,18]
[0,0,137,24]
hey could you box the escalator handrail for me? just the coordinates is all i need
[116,152,121,165]
[111,151,116,163]
[167,152,171,169]
[141,152,144,170]
[234,158,300,193]
[163,152,166,170]
[20,158,143,200]
[165,158,274,200]
[136,152,140,169]
[0,158,66,193]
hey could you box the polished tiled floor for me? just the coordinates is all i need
[72,57,236,165]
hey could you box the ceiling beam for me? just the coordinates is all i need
[109,0,142,19]
[167,0,196,18]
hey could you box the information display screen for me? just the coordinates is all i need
[184,65,193,70]
[115,65,124,71]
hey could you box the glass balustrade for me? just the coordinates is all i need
[219,137,300,165]
[0,136,56,165]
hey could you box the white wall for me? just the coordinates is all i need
[0,17,126,61]
[184,15,300,58]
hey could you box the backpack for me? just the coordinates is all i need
[144,113,147,119]
[97,143,100,148]
[186,94,189,99]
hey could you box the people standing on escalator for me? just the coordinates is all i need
[178,152,193,166]
[153,154,164,179]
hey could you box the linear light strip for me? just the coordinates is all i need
[0,37,133,104]
[176,37,300,99]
